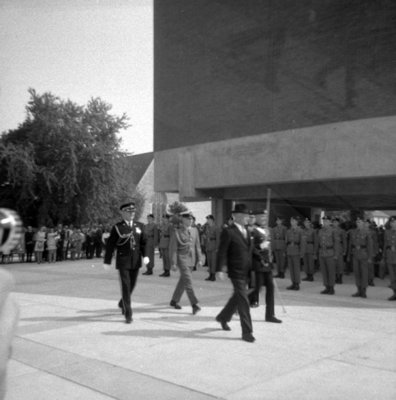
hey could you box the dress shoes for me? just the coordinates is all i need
[351,291,361,297]
[205,274,216,281]
[265,316,282,323]
[142,270,153,275]
[242,333,256,343]
[170,300,182,309]
[287,283,299,290]
[215,316,231,331]
[328,287,335,295]
[250,302,259,308]
[192,304,201,315]
[320,287,330,294]
[125,316,132,324]
[159,271,170,277]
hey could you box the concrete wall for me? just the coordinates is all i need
[154,116,396,196]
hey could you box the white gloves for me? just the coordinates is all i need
[143,257,150,265]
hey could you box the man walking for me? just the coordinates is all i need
[142,214,159,275]
[216,203,255,343]
[103,201,146,323]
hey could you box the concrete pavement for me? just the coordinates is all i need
[2,256,396,400]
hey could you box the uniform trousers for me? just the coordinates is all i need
[274,250,286,273]
[353,259,369,289]
[319,256,336,287]
[303,253,315,275]
[335,254,344,275]
[206,250,217,274]
[171,263,198,305]
[248,271,275,319]
[118,268,140,319]
[159,247,170,272]
[287,255,301,284]
[388,263,396,290]
[217,277,253,335]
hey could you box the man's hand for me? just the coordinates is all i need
[217,271,226,281]
[143,256,150,265]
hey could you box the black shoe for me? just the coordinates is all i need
[360,290,367,298]
[265,316,282,323]
[368,280,375,287]
[192,304,201,315]
[142,271,153,275]
[193,266,197,271]
[125,316,132,324]
[293,284,300,291]
[250,302,259,308]
[302,275,311,281]
[170,300,182,309]
[286,284,295,290]
[242,333,256,343]
[205,274,215,281]
[216,316,231,331]
[320,287,329,294]
[351,291,361,297]
[159,271,170,277]
[328,287,335,295]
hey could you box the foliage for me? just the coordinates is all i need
[0,89,144,226]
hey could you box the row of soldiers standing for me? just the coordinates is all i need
[271,215,396,300]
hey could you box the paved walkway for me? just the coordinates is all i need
[2,257,396,399]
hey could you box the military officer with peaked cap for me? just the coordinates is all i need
[103,201,146,323]
[383,216,396,300]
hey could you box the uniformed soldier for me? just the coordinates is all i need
[302,218,316,282]
[103,201,146,323]
[271,217,287,278]
[142,214,159,275]
[315,216,339,295]
[348,217,374,298]
[383,216,396,301]
[158,214,171,277]
[332,217,347,284]
[366,220,379,286]
[204,215,220,281]
[286,216,305,290]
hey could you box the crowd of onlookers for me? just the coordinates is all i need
[0,224,112,264]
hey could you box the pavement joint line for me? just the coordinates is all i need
[11,336,225,400]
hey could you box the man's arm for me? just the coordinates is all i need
[216,228,230,273]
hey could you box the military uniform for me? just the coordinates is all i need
[143,221,159,274]
[348,227,373,298]
[104,210,146,322]
[302,225,316,281]
[315,225,339,294]
[383,228,396,300]
[368,228,379,285]
[204,224,220,280]
[158,219,171,276]
[271,225,287,278]
[333,225,347,283]
[285,227,305,290]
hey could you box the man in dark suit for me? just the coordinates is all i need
[103,201,146,323]
[216,203,255,343]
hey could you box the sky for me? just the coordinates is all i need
[0,0,153,154]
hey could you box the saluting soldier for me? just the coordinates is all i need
[204,215,220,282]
[103,201,146,323]
[332,217,347,284]
[286,216,305,291]
[348,217,374,298]
[158,214,171,277]
[271,217,287,278]
[315,216,339,295]
[383,216,396,301]
[302,218,316,282]
[142,214,159,275]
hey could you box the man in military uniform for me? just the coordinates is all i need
[204,215,220,281]
[142,214,159,275]
[315,216,339,295]
[302,218,316,282]
[248,210,282,323]
[348,217,374,298]
[271,216,287,278]
[366,219,379,286]
[332,217,347,284]
[383,216,396,301]
[103,202,146,323]
[169,210,203,314]
[286,216,305,290]
[158,214,172,277]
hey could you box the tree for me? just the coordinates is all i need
[0,89,144,226]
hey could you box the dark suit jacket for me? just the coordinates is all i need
[216,224,252,280]
[104,220,145,270]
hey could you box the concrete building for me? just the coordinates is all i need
[153,1,396,225]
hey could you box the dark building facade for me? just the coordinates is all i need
[154,0,396,223]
